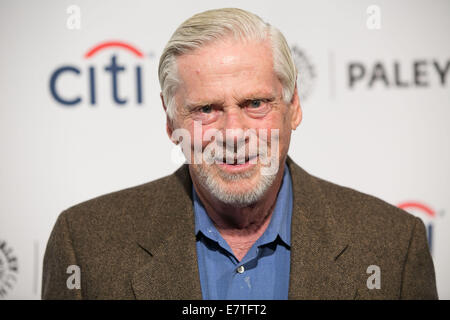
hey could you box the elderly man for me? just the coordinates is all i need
[42,8,437,299]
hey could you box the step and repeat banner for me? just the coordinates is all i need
[1,0,449,299]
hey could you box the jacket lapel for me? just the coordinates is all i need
[131,165,202,299]
[287,158,357,299]
[132,229,202,299]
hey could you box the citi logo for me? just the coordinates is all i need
[49,40,146,106]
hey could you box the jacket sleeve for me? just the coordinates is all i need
[42,210,83,299]
[400,217,438,299]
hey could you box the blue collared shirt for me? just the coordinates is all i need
[193,165,293,300]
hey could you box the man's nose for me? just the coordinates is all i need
[221,107,247,147]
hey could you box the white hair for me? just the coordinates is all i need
[158,8,298,120]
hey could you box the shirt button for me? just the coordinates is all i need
[236,265,245,274]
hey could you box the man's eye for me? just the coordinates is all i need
[249,100,262,108]
[200,105,212,113]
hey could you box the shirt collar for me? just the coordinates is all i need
[256,164,292,247]
[193,163,293,247]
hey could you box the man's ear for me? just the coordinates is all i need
[160,92,175,143]
[289,84,302,130]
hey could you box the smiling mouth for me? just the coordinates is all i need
[216,154,258,166]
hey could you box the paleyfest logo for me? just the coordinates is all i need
[397,201,438,253]
[348,59,450,89]
[49,40,146,107]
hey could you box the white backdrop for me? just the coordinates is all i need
[0,0,449,299]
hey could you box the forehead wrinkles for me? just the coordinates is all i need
[175,38,276,101]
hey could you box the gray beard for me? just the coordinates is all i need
[191,163,278,207]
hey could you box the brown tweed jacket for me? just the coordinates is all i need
[42,157,438,299]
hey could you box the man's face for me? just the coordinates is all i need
[168,37,301,206]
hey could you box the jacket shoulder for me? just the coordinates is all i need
[63,172,174,220]
[309,173,422,256]
[57,166,190,241]
[314,174,416,227]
